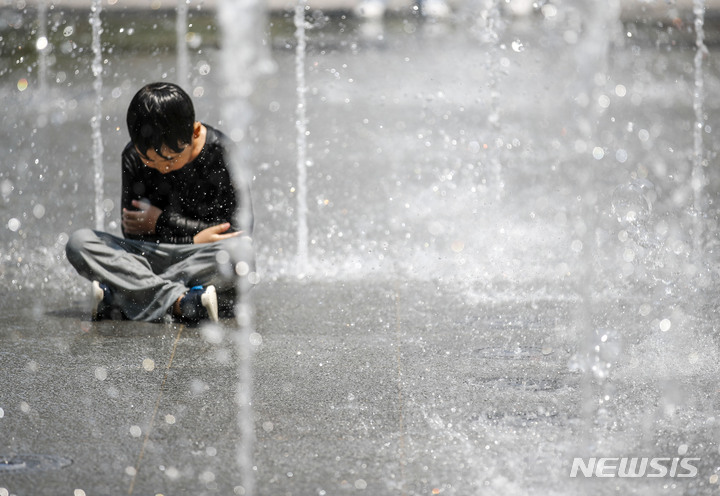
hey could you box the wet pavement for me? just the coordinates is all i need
[2,278,720,495]
[3,5,720,495]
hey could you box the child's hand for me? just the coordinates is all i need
[122,200,162,235]
[193,223,241,244]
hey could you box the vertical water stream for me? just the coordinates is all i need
[692,0,708,261]
[217,0,268,493]
[176,0,189,89]
[294,0,309,276]
[569,0,621,440]
[36,0,48,94]
[90,0,104,231]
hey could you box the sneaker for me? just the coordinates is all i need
[178,285,219,323]
[91,280,111,321]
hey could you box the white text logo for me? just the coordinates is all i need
[569,457,700,478]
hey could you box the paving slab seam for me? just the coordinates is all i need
[126,324,185,495]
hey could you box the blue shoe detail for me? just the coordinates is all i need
[179,285,219,323]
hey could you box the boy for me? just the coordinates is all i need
[66,82,253,323]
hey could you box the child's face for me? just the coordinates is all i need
[137,143,193,174]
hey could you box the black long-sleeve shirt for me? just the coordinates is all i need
[121,124,252,244]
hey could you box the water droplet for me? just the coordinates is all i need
[94,367,108,381]
[202,325,224,345]
[611,180,654,228]
[200,470,216,484]
[186,32,202,49]
[7,218,21,232]
[615,149,628,163]
[249,332,263,346]
[451,240,465,253]
[659,319,672,332]
[236,261,250,276]
[511,39,524,52]
[622,248,635,262]
[32,204,45,219]
[36,36,48,51]
[541,4,557,17]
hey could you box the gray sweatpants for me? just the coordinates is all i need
[66,228,248,321]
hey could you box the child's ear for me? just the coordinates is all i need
[193,121,202,139]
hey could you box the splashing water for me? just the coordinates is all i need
[568,0,622,440]
[217,0,268,493]
[176,0,189,89]
[611,178,657,248]
[476,0,504,198]
[2,2,720,493]
[294,0,309,276]
[692,0,708,260]
[36,0,48,94]
[90,0,104,231]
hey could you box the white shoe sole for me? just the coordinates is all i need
[201,285,219,322]
[91,280,104,320]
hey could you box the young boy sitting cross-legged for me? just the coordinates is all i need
[66,82,253,323]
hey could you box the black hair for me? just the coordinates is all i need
[126,82,195,159]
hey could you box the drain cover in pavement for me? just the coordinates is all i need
[0,454,72,472]
[474,346,552,359]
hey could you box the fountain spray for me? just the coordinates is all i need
[90,0,104,232]
[36,0,48,95]
[568,0,622,442]
[176,0,189,90]
[692,0,708,262]
[218,0,269,493]
[294,0,310,277]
